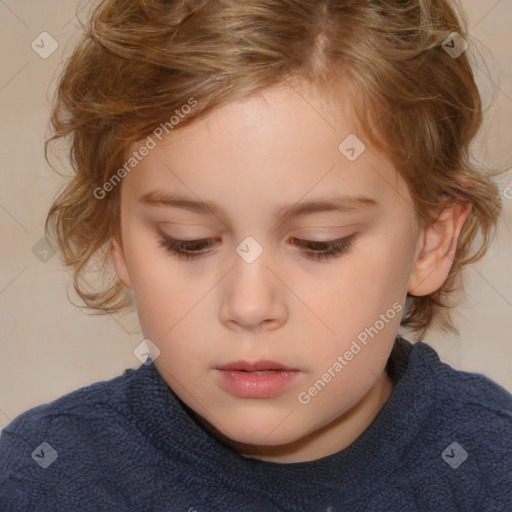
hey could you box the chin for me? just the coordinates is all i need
[215,416,309,449]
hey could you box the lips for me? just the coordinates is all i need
[215,360,301,398]
[216,360,299,372]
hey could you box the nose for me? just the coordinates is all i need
[218,245,288,332]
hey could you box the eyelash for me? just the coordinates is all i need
[158,233,356,262]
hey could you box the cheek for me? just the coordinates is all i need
[302,233,411,369]
[121,231,194,335]
[309,238,411,328]
[125,241,223,371]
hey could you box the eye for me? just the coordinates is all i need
[158,233,356,262]
[288,234,356,261]
[158,235,217,261]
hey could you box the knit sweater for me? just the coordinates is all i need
[0,338,511,511]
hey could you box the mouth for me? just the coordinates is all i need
[216,360,299,372]
[215,360,301,398]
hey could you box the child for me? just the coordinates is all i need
[1,0,511,510]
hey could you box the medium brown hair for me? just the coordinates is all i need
[44,0,504,339]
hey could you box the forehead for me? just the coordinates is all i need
[121,83,409,223]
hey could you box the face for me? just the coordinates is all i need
[110,81,438,463]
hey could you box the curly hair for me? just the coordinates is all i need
[44,0,504,340]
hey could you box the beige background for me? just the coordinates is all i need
[0,0,511,430]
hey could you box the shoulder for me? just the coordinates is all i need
[412,340,512,421]
[0,364,147,508]
[1,363,141,434]
[404,341,512,508]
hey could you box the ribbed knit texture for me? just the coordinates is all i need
[1,338,511,511]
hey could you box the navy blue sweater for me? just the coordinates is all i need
[1,338,511,511]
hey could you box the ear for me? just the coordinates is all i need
[407,199,471,296]
[111,235,133,290]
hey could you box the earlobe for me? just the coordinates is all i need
[111,236,133,290]
[407,200,471,297]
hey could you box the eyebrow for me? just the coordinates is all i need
[139,191,378,221]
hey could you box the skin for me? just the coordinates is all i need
[111,81,470,463]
